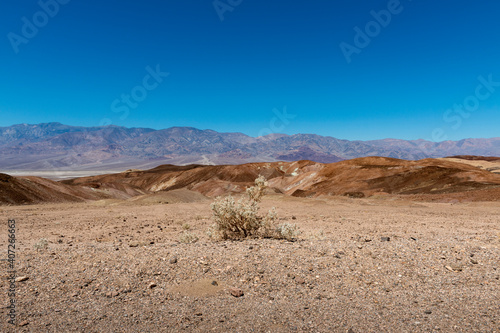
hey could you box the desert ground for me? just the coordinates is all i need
[1,193,499,332]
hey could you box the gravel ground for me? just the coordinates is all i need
[0,195,499,332]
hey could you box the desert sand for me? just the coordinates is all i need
[1,194,499,332]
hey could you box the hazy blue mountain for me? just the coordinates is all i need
[1,122,499,171]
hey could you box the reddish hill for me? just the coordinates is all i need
[0,173,115,205]
[63,157,500,201]
[3,156,500,205]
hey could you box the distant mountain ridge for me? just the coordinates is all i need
[0,122,499,171]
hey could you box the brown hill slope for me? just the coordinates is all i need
[0,173,114,205]
[63,157,500,200]
[443,155,500,174]
[4,157,500,205]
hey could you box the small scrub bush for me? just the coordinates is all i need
[179,231,199,244]
[34,238,49,251]
[182,223,191,230]
[209,176,299,241]
[276,223,301,241]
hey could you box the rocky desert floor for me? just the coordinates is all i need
[1,194,499,332]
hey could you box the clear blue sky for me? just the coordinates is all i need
[1,0,499,141]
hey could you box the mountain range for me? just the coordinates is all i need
[1,122,500,172]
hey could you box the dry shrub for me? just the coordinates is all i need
[208,176,299,241]
[276,222,301,241]
[34,238,49,251]
[179,231,199,243]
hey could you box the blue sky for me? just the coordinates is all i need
[1,0,499,141]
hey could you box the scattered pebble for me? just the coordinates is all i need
[296,278,306,285]
[229,287,244,297]
[445,264,463,272]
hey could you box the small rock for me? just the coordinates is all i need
[211,280,218,286]
[148,282,157,289]
[291,216,297,220]
[106,291,119,297]
[381,237,391,242]
[18,320,29,327]
[410,237,417,241]
[295,277,306,284]
[15,276,29,282]
[445,264,462,272]
[229,287,244,297]
[424,310,432,314]
[169,257,178,264]
[129,242,139,247]
[470,259,478,265]
[257,269,265,274]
